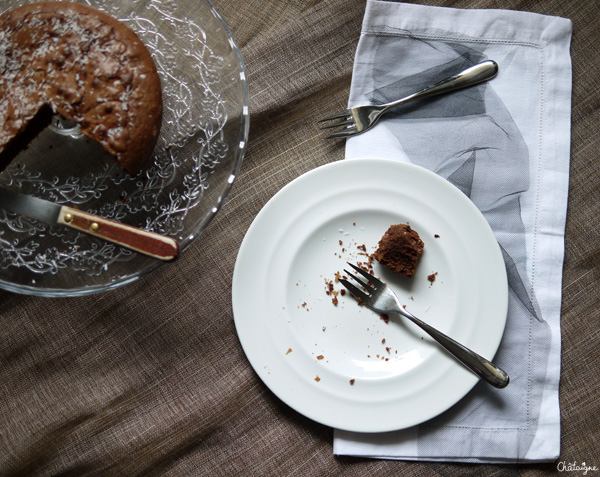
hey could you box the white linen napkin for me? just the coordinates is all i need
[334,0,572,463]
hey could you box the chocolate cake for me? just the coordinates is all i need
[372,224,424,277]
[0,2,162,175]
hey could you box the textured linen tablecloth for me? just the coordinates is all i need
[0,0,597,475]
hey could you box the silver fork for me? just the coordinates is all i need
[339,263,509,388]
[319,60,498,139]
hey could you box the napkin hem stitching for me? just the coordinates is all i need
[419,425,529,431]
[361,30,542,51]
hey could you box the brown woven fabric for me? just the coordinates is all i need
[0,0,597,475]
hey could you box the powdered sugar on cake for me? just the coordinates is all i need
[0,2,162,174]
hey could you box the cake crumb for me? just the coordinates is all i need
[349,379,355,385]
[315,376,321,382]
[317,355,324,360]
[372,224,424,277]
[286,348,292,355]
[428,272,438,284]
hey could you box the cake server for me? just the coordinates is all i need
[0,188,179,261]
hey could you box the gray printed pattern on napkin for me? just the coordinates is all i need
[365,36,550,459]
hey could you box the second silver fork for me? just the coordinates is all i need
[319,60,498,139]
[340,263,509,389]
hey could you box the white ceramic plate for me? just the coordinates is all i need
[232,159,507,433]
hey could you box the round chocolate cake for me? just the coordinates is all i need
[0,1,162,174]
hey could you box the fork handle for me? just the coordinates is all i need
[382,60,499,111]
[398,307,509,388]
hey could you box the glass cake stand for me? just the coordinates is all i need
[0,0,249,296]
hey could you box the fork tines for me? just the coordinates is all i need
[339,263,381,301]
[318,110,350,124]
[338,277,366,301]
[318,110,357,139]
[342,268,370,290]
[345,262,384,287]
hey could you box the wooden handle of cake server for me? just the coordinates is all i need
[57,206,180,261]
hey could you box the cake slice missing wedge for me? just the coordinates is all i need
[0,2,162,175]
